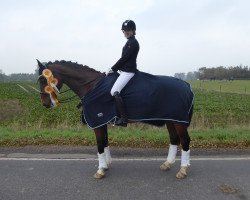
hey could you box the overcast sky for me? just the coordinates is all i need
[0,0,250,76]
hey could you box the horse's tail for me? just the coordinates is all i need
[187,83,194,126]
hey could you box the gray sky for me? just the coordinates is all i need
[0,0,250,76]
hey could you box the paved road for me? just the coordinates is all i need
[0,150,250,200]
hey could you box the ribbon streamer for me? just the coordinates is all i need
[42,69,60,107]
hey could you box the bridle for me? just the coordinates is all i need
[38,69,78,107]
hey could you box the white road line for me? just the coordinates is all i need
[28,85,40,93]
[0,157,250,161]
[17,84,29,93]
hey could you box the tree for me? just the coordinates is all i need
[186,72,198,80]
[0,69,7,81]
[196,65,250,80]
[174,73,186,80]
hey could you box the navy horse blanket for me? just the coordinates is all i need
[81,71,194,129]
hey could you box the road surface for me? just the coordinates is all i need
[0,147,249,200]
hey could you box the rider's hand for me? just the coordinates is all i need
[106,68,114,76]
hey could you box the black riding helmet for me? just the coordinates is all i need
[121,20,136,31]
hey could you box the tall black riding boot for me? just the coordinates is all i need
[113,91,128,127]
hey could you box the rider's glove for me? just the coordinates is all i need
[106,68,114,76]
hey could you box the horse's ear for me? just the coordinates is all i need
[37,59,46,74]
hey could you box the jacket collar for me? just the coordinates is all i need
[127,35,135,40]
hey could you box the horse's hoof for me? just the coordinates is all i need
[160,161,172,171]
[94,169,105,179]
[176,166,188,179]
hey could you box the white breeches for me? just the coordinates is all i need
[110,71,135,96]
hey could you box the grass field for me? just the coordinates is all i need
[0,82,80,127]
[0,126,249,148]
[189,80,250,94]
[0,80,249,147]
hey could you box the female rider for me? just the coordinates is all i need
[108,19,140,126]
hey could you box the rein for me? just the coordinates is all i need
[58,88,79,104]
[56,77,101,107]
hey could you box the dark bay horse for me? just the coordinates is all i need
[37,60,193,179]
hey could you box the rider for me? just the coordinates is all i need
[109,19,140,127]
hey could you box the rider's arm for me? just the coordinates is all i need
[111,40,138,72]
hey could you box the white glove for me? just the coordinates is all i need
[106,68,114,76]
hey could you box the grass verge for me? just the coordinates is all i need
[0,125,249,148]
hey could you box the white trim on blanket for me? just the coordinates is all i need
[82,116,191,129]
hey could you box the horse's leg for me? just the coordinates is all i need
[160,122,180,171]
[103,125,112,166]
[94,125,108,179]
[174,123,191,179]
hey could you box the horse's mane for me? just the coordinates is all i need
[47,60,101,73]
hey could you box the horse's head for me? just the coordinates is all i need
[37,59,63,108]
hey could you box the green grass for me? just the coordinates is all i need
[0,82,80,127]
[191,89,250,128]
[190,127,250,148]
[1,81,249,128]
[0,126,249,148]
[189,80,250,94]
[0,81,250,147]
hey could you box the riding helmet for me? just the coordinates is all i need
[121,20,136,31]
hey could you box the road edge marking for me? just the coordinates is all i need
[1,156,250,161]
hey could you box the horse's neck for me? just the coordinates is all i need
[51,64,104,98]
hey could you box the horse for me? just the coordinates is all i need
[37,60,194,179]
